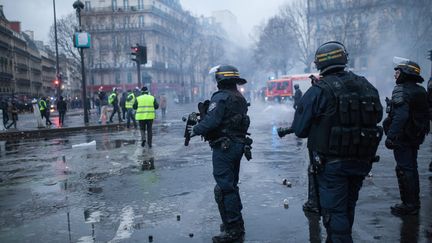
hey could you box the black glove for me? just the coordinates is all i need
[382,117,391,135]
[277,127,293,138]
[187,125,196,137]
[385,137,396,150]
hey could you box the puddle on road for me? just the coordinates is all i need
[95,139,136,151]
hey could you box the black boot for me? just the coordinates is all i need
[391,167,407,212]
[303,167,320,214]
[391,168,420,216]
[220,217,244,233]
[212,222,244,243]
[429,161,432,172]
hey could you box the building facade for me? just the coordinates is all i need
[81,0,195,97]
[0,5,57,99]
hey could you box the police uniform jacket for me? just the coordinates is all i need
[387,81,429,147]
[193,89,249,141]
[291,70,383,161]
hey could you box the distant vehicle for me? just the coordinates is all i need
[265,73,319,102]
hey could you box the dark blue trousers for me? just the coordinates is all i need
[317,161,371,243]
[212,142,244,225]
[393,147,418,172]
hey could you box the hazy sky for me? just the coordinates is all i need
[0,0,286,44]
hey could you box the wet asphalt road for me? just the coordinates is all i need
[0,100,431,243]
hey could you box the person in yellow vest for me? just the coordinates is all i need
[39,97,52,126]
[108,87,122,123]
[125,88,138,128]
[135,86,159,148]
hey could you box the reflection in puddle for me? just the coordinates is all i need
[96,139,136,151]
[140,157,155,171]
[400,215,419,242]
[88,187,103,194]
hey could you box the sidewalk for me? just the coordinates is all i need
[0,101,198,140]
[0,109,130,140]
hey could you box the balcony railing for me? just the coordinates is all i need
[85,23,171,36]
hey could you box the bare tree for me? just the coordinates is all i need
[384,0,432,58]
[49,13,80,67]
[278,0,316,71]
[253,16,297,77]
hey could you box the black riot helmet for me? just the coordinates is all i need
[294,84,299,89]
[209,65,247,85]
[314,41,348,75]
[394,60,424,83]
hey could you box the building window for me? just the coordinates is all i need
[112,0,117,10]
[123,0,129,9]
[116,73,121,84]
[138,0,144,9]
[127,72,132,83]
[85,1,91,10]
[112,35,117,48]
[124,16,130,27]
[139,15,144,27]
[156,44,160,54]
[140,33,145,44]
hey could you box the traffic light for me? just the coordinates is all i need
[130,44,147,64]
[54,79,59,86]
[139,45,147,64]
[428,49,432,61]
[131,45,139,62]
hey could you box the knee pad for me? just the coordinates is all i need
[214,185,224,203]
[395,166,404,177]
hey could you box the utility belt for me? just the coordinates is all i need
[327,126,383,158]
[311,151,380,174]
[209,135,253,161]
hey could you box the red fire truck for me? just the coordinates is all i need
[265,73,318,102]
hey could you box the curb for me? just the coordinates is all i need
[0,123,128,140]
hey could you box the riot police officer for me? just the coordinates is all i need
[293,84,302,110]
[428,77,432,172]
[291,41,383,242]
[188,65,251,243]
[384,60,429,216]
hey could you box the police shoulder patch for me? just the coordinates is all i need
[208,102,217,112]
[392,85,405,106]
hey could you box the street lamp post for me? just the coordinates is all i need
[73,0,89,124]
[53,0,61,100]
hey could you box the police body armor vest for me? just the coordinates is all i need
[390,82,430,145]
[205,90,250,141]
[307,71,383,160]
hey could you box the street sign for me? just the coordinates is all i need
[74,32,91,48]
